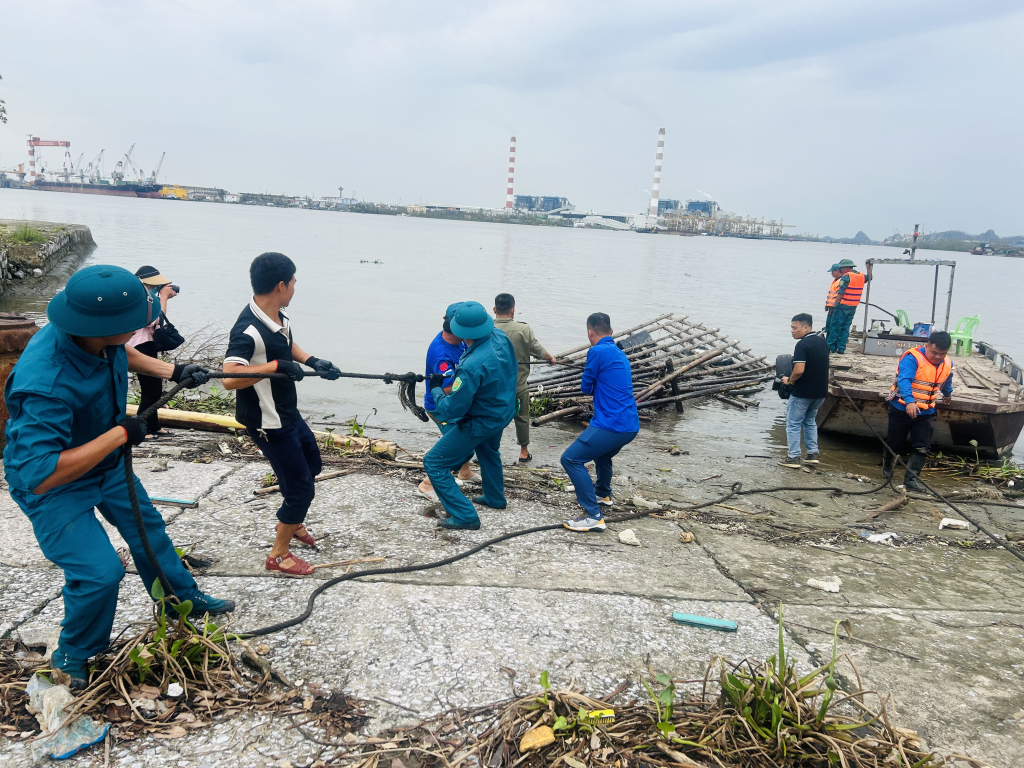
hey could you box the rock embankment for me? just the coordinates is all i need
[0,220,95,296]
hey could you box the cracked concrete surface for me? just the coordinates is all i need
[3,413,1023,766]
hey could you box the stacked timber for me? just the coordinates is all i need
[528,313,773,426]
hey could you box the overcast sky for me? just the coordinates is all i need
[1,1,1021,238]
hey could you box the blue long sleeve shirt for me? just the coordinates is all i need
[581,337,639,433]
[890,349,953,415]
[430,328,518,437]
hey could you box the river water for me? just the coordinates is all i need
[2,189,1021,458]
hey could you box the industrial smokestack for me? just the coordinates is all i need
[505,136,516,213]
[648,128,665,218]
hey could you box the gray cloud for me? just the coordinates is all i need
[1,1,1021,236]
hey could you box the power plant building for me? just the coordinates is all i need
[514,195,573,213]
[686,199,719,216]
[658,199,680,214]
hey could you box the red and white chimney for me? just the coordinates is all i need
[505,136,516,212]
[648,128,665,218]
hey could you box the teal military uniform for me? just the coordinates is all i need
[4,265,225,684]
[425,324,517,527]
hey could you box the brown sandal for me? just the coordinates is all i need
[265,552,314,576]
[276,523,316,547]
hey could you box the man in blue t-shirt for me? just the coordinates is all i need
[561,313,640,532]
[417,302,478,501]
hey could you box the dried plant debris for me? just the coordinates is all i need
[296,611,976,768]
[0,583,301,744]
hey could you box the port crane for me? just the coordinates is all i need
[27,136,71,180]
[149,151,165,184]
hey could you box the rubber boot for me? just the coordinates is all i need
[903,452,928,492]
[882,451,895,480]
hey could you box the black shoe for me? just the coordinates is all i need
[882,452,895,480]
[903,452,928,492]
[188,593,236,619]
[472,496,507,510]
[437,518,481,531]
[805,453,820,465]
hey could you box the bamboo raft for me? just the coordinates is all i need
[527,313,773,426]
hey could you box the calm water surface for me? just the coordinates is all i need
[2,189,1021,456]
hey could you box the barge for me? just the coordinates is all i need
[816,249,1024,458]
[818,339,1024,458]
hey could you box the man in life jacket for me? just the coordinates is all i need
[883,331,954,490]
[825,258,866,354]
[824,264,842,316]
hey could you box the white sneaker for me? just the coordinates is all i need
[563,514,607,532]
[597,496,614,507]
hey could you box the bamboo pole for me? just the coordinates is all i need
[637,377,771,407]
[635,348,728,402]
[552,313,675,359]
[125,404,243,432]
[531,405,586,425]
[255,469,357,495]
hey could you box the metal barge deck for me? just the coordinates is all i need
[817,339,1024,458]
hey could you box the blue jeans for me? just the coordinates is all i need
[424,424,505,526]
[560,426,638,518]
[248,419,322,525]
[15,462,201,663]
[786,396,824,458]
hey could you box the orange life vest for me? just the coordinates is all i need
[839,270,865,306]
[888,347,953,410]
[826,278,841,308]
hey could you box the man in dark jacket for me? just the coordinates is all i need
[424,301,518,530]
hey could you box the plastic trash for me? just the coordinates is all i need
[866,532,898,544]
[807,576,842,593]
[26,673,108,761]
[939,518,970,530]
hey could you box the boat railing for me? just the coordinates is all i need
[975,341,1024,386]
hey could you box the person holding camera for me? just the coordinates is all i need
[126,266,186,438]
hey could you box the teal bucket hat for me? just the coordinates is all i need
[47,264,154,337]
[449,301,494,340]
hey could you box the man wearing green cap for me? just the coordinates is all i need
[3,264,234,689]
[424,301,518,530]
[416,302,476,502]
[825,258,866,354]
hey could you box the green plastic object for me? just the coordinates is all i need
[672,612,738,632]
[150,496,199,509]
[894,309,911,330]
[948,315,980,356]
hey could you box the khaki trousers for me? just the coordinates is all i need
[514,387,530,446]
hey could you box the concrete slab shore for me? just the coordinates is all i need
[2,420,1023,766]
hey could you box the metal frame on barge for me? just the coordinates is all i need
[815,245,1024,458]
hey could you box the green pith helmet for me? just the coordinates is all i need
[449,301,494,340]
[827,263,841,272]
[837,258,857,268]
[444,302,464,320]
[47,264,154,337]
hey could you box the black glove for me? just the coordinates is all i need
[305,356,342,381]
[275,359,305,381]
[171,363,210,387]
[429,373,446,390]
[118,416,148,447]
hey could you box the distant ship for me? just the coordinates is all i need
[32,179,162,198]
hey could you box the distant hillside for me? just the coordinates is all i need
[919,229,1024,245]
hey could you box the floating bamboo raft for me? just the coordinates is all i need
[528,313,773,425]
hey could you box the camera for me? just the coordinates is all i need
[170,284,181,294]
